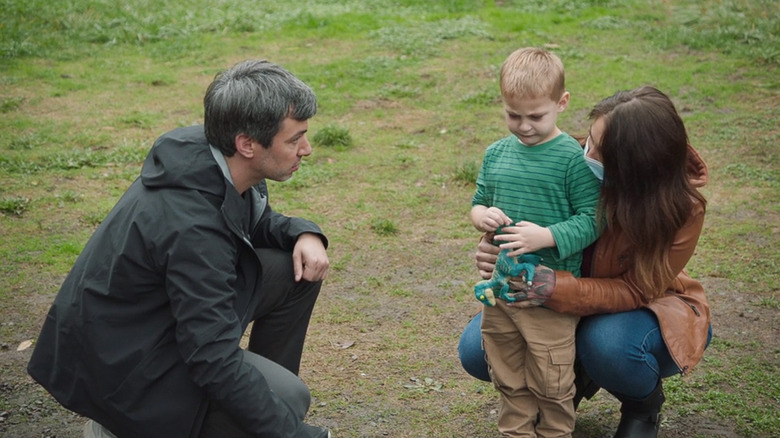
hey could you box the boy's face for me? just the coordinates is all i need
[503,92,569,146]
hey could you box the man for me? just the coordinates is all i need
[28,60,331,438]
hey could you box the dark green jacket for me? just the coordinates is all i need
[28,125,326,437]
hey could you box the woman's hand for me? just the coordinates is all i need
[475,232,556,308]
[505,265,556,308]
[475,233,499,279]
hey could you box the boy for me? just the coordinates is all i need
[470,47,601,437]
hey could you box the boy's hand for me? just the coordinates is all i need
[494,221,554,257]
[478,207,512,232]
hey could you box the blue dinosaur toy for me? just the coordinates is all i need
[474,250,542,306]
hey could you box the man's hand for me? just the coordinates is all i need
[475,233,499,279]
[505,265,556,308]
[293,233,329,282]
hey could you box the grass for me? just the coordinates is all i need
[1,0,778,437]
[313,124,355,151]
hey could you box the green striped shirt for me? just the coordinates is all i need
[472,133,601,276]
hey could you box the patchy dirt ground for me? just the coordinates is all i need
[1,273,775,438]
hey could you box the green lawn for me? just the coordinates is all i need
[1,0,778,436]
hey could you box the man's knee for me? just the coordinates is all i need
[281,374,311,421]
[242,350,311,420]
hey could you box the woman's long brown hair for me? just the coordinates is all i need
[590,86,707,300]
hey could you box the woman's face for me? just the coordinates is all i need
[586,116,606,162]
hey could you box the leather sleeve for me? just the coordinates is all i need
[545,202,706,316]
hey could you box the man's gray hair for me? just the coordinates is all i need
[204,60,317,155]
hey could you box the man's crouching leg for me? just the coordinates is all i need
[200,350,328,437]
[247,248,323,375]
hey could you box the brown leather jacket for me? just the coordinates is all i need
[546,146,710,375]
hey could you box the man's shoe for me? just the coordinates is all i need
[83,420,118,438]
[300,422,331,438]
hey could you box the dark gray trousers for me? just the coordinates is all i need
[199,248,323,437]
[86,249,324,438]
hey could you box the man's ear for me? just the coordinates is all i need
[234,134,255,159]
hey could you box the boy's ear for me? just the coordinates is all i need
[558,91,571,112]
[234,134,255,158]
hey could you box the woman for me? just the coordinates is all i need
[458,86,712,438]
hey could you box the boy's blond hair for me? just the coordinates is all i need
[500,47,565,101]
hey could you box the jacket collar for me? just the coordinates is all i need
[686,145,708,188]
[209,145,252,244]
[210,145,236,188]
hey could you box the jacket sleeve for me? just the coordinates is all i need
[250,181,328,250]
[161,198,310,437]
[545,202,706,316]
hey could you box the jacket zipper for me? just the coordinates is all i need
[675,295,700,316]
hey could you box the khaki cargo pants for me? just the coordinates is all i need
[481,301,579,437]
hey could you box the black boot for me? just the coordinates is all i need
[573,357,600,410]
[612,382,665,438]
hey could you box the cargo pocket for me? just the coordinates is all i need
[544,339,576,399]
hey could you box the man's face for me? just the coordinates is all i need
[502,92,568,146]
[254,117,311,182]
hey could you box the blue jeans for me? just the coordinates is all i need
[458,309,712,399]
